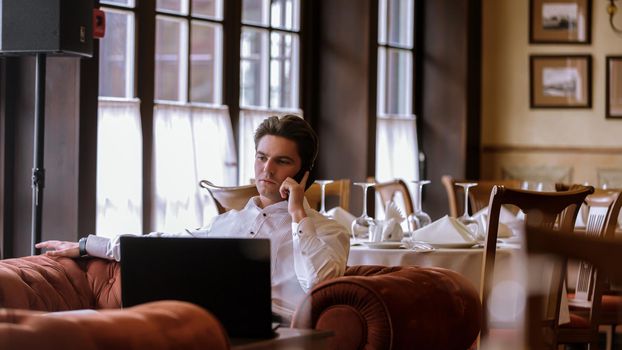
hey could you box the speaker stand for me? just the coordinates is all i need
[31,53,46,255]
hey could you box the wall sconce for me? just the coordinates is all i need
[609,0,622,33]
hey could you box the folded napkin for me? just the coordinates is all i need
[411,215,476,244]
[326,207,356,235]
[472,206,520,239]
[369,201,404,242]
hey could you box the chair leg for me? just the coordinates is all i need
[602,325,612,350]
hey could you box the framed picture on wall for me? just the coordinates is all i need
[530,55,592,108]
[529,0,591,44]
[606,56,622,119]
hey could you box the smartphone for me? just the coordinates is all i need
[293,167,308,184]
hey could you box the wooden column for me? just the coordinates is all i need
[420,0,481,219]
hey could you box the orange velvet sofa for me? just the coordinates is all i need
[0,255,481,349]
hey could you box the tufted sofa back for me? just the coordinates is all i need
[0,255,121,311]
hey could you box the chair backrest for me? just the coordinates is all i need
[480,185,594,339]
[305,179,351,211]
[525,226,622,350]
[199,180,259,214]
[573,189,622,299]
[373,179,414,216]
[441,175,522,217]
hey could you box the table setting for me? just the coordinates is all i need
[318,178,524,252]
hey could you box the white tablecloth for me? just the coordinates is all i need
[348,244,521,290]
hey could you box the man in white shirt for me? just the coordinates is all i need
[37,115,350,321]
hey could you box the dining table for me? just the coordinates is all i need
[348,241,522,290]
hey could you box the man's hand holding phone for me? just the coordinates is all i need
[280,171,309,223]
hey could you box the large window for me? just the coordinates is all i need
[375,0,419,224]
[97,0,237,236]
[97,1,143,237]
[153,0,236,232]
[238,0,302,184]
[375,0,419,184]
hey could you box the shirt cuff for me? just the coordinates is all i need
[292,217,309,237]
[292,217,317,238]
[85,234,111,259]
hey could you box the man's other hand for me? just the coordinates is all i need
[35,240,80,258]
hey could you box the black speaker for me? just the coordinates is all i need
[0,0,94,57]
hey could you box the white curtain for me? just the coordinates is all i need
[375,115,419,182]
[238,107,303,185]
[96,98,143,237]
[153,104,236,232]
[375,114,420,225]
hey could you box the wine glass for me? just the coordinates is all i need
[351,182,375,240]
[455,182,480,240]
[407,180,432,231]
[315,180,334,217]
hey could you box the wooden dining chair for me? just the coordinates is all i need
[441,175,522,218]
[557,189,622,349]
[305,179,351,211]
[373,179,414,217]
[525,226,622,350]
[199,180,259,214]
[481,185,594,342]
[563,188,622,350]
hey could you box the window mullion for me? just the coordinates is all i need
[186,19,192,104]
[267,0,273,108]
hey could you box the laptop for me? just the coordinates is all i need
[120,236,274,339]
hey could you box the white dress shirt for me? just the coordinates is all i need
[86,196,350,318]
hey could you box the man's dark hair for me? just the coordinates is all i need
[254,115,319,189]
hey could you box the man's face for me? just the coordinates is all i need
[254,135,302,206]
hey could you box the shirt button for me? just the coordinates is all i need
[250,231,255,235]
[262,213,267,217]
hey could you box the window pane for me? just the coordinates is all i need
[378,0,388,44]
[270,32,298,108]
[242,0,269,26]
[240,27,268,107]
[155,16,188,101]
[388,0,413,48]
[190,22,222,104]
[157,0,188,14]
[99,9,134,98]
[101,0,134,7]
[192,0,222,19]
[271,0,299,30]
[378,48,412,114]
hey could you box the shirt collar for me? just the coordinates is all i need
[246,196,312,214]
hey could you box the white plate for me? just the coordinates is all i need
[363,241,405,249]
[427,242,477,249]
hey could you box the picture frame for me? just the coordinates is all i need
[606,56,622,119]
[529,0,591,44]
[530,55,592,108]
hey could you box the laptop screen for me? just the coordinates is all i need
[120,236,273,339]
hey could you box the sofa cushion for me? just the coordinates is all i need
[0,255,121,311]
[0,300,230,350]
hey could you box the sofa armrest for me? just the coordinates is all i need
[0,255,121,311]
[291,265,481,350]
[0,300,230,350]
